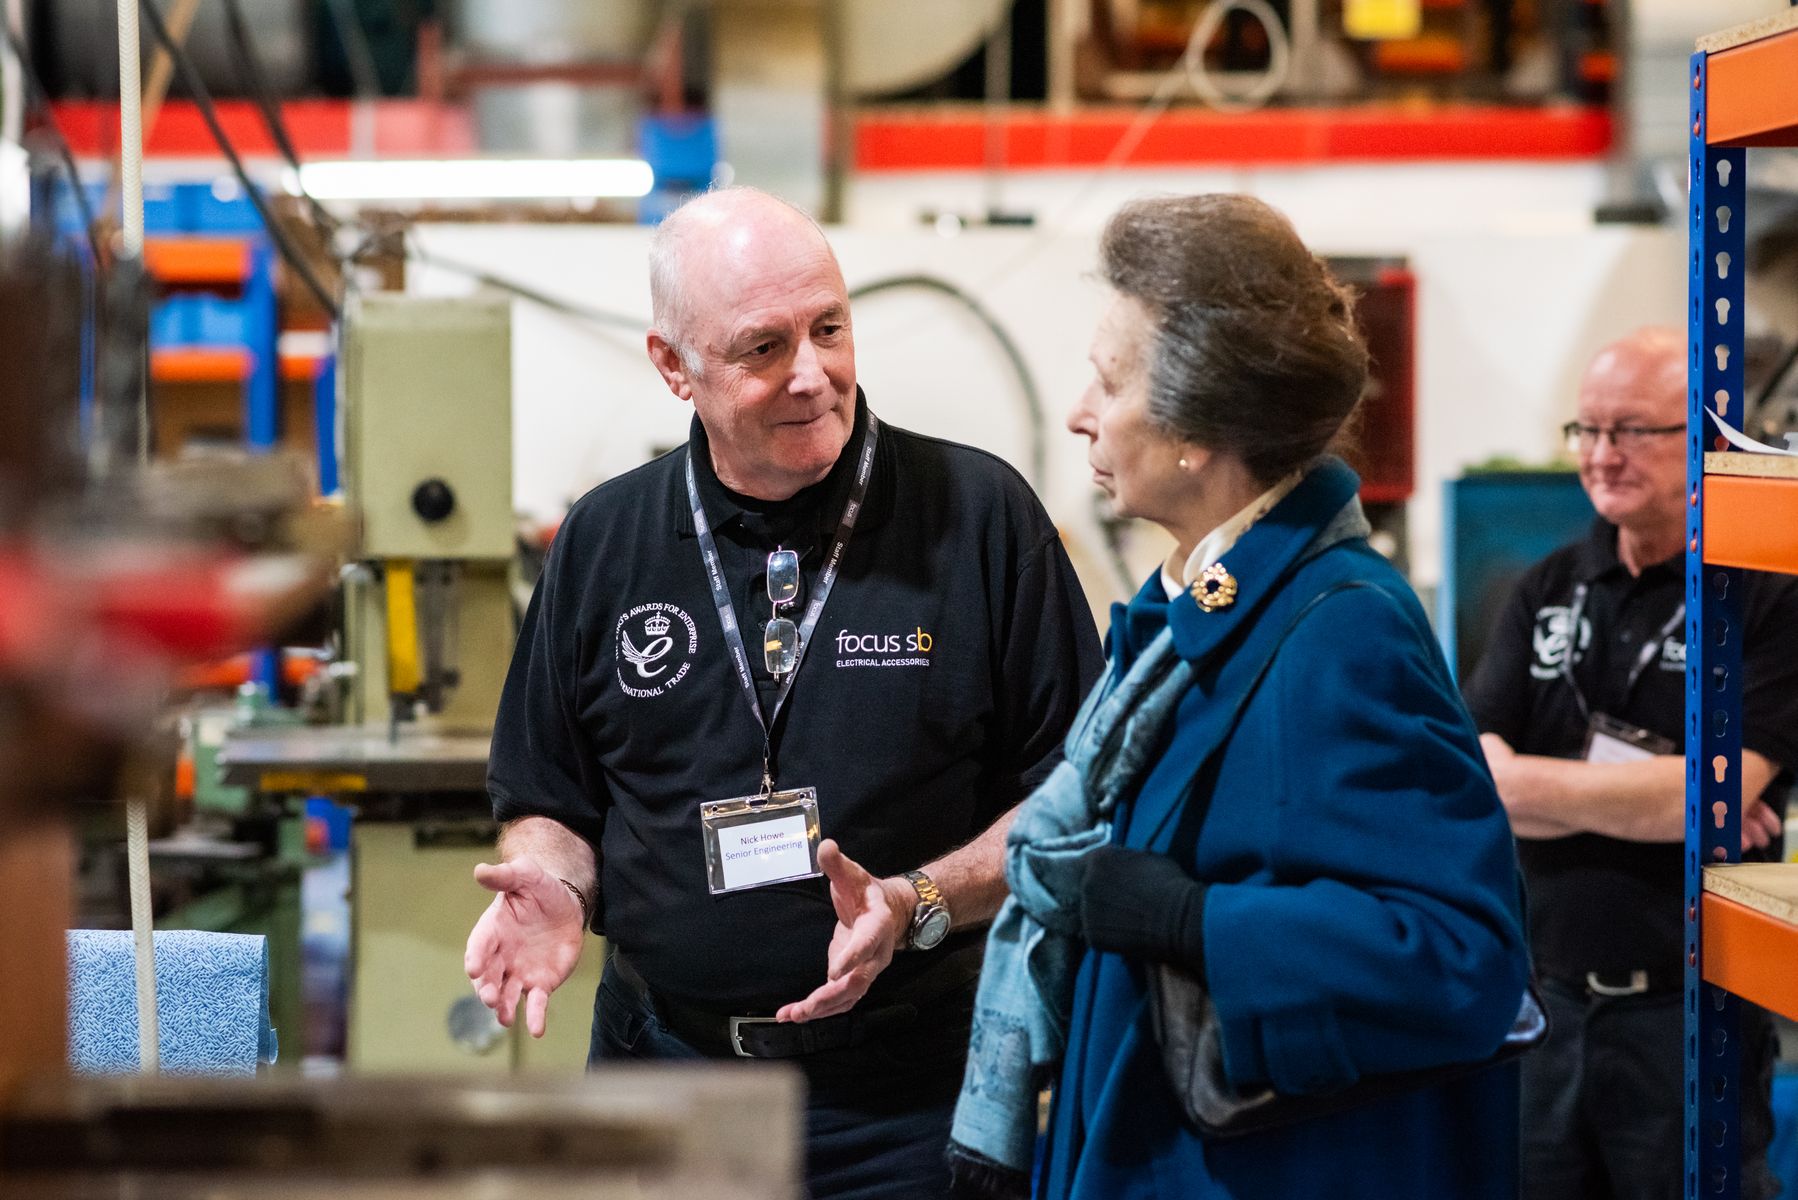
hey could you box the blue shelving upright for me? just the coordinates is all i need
[1685,10,1798,1200]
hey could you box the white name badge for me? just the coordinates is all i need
[700,787,824,895]
[1583,712,1675,764]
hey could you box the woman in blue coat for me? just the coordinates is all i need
[949,194,1532,1199]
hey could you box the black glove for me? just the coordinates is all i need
[1077,844,1209,975]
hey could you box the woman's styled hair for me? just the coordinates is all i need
[1099,194,1369,488]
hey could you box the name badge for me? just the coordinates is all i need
[1583,712,1675,764]
[700,787,823,895]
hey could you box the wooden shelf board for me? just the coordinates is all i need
[1697,7,1798,54]
[1705,863,1798,923]
[1702,865,1798,1023]
[1704,450,1798,480]
[1702,473,1798,575]
[1705,20,1798,148]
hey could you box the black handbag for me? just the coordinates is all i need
[1137,583,1549,1138]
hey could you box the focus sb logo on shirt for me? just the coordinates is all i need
[1529,604,1591,680]
[834,626,935,668]
[615,602,699,698]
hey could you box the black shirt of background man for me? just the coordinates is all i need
[487,392,1104,1012]
[1463,518,1798,982]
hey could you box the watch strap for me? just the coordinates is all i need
[902,870,947,950]
[904,869,943,907]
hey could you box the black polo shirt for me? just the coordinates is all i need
[1463,518,1798,980]
[488,393,1103,1011]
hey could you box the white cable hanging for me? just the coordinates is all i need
[1183,0,1293,113]
[116,0,159,1077]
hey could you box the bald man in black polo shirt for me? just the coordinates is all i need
[1464,327,1798,1200]
[461,187,1102,1199]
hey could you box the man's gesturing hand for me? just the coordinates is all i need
[775,839,916,1024]
[464,855,587,1038]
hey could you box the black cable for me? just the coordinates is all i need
[218,0,338,240]
[1,18,104,263]
[135,0,341,318]
[846,273,1048,489]
[322,0,385,99]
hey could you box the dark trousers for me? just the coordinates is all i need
[1522,977,1781,1200]
[589,957,968,1200]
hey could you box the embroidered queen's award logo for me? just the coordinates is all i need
[615,602,699,698]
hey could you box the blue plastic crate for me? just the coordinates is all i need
[51,181,107,239]
[150,298,195,348]
[142,182,184,233]
[638,114,716,186]
[50,177,264,237]
[185,181,263,234]
[151,293,254,348]
[192,293,254,345]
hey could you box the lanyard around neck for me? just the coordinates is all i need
[684,414,880,793]
[1558,582,1686,721]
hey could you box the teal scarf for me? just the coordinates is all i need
[948,622,1192,1190]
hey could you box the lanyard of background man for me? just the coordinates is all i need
[685,414,880,796]
[1559,581,1686,724]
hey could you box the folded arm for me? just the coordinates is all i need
[1480,733,1780,848]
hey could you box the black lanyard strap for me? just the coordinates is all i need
[1559,583,1593,724]
[1623,601,1685,702]
[685,414,880,793]
[1559,582,1686,721]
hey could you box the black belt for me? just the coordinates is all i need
[609,946,978,1060]
[1545,966,1683,998]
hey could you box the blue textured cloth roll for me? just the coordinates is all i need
[67,929,277,1076]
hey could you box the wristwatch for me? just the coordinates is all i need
[902,869,951,951]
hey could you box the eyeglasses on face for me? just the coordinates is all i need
[1561,421,1685,454]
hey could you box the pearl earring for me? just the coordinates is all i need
[1178,457,1189,470]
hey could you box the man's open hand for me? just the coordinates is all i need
[464,856,587,1038]
[775,840,916,1023]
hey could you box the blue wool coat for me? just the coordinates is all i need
[1041,460,1530,1200]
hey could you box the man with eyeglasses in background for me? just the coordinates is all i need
[461,186,1102,1199]
[1463,326,1798,1200]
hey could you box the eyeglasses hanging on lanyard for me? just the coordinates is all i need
[764,549,801,677]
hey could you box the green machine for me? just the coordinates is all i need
[160,685,310,1073]
[221,294,601,1074]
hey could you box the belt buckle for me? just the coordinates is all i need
[728,1015,779,1058]
[1585,969,1650,997]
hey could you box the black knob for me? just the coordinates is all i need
[412,478,456,523]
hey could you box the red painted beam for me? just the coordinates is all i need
[48,100,476,160]
[854,104,1611,171]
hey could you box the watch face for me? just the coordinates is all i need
[914,906,951,950]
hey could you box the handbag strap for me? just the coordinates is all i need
[1146,580,1381,860]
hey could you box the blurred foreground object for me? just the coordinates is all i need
[0,1068,801,1199]
[0,231,337,1105]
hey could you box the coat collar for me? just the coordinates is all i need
[1161,457,1367,669]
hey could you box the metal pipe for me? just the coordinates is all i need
[116,0,143,259]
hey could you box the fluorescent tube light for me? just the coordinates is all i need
[284,158,655,202]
